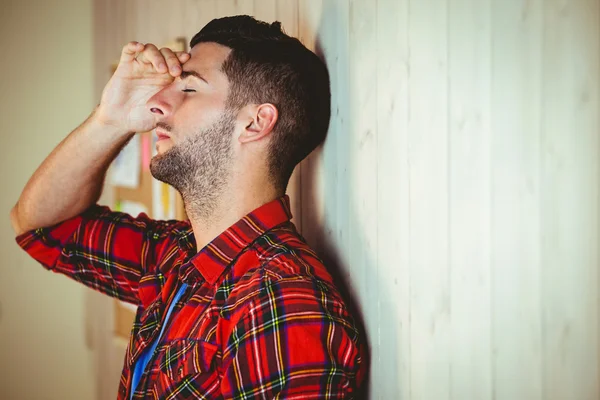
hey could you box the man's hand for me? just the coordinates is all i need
[95,42,191,133]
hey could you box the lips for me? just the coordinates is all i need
[156,129,170,141]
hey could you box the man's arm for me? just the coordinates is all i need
[10,42,193,303]
[10,41,191,235]
[10,110,133,236]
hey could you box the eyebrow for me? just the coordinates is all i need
[179,70,208,83]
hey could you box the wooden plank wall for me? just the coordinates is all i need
[94,0,600,398]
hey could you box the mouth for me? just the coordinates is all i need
[155,128,171,141]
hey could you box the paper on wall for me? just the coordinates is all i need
[118,200,149,218]
[110,134,140,188]
[141,134,151,172]
[150,131,177,220]
[152,178,177,220]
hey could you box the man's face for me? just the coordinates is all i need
[147,42,236,216]
[148,42,232,155]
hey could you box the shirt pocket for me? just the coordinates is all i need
[127,299,163,366]
[159,339,218,381]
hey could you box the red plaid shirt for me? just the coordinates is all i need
[16,196,365,399]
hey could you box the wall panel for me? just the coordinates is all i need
[93,1,600,398]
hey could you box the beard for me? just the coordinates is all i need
[149,111,236,220]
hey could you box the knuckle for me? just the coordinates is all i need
[161,49,176,59]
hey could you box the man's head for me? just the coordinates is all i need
[148,15,330,217]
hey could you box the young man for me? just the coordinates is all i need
[10,16,365,399]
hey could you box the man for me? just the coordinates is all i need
[10,15,365,399]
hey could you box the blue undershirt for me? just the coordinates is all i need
[130,283,188,399]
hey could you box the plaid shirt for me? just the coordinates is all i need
[16,196,365,399]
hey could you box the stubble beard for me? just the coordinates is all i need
[149,111,236,221]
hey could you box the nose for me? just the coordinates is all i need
[146,87,173,118]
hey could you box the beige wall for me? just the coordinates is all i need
[0,0,96,399]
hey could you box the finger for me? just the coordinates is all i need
[132,46,152,65]
[119,41,145,63]
[140,43,167,73]
[175,51,191,63]
[159,48,183,76]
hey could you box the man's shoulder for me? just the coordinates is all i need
[251,223,332,283]
[224,223,343,311]
[78,203,192,236]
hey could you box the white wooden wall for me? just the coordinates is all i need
[95,0,600,398]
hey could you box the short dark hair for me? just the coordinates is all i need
[190,15,331,191]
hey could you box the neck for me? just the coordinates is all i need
[183,180,283,252]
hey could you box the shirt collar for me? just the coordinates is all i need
[176,195,293,285]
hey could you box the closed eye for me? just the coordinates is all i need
[182,89,196,93]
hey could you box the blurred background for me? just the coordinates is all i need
[0,0,598,399]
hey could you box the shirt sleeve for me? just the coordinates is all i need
[219,278,365,399]
[15,204,183,304]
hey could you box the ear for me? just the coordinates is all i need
[239,103,278,144]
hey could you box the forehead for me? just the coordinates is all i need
[186,42,232,77]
